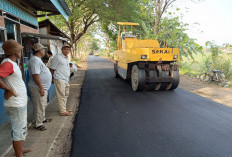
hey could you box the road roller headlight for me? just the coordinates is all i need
[173,55,178,59]
[141,55,147,59]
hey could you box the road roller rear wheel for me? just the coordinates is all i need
[154,83,161,91]
[146,70,158,91]
[114,63,119,78]
[131,65,145,91]
[170,70,180,90]
[159,71,169,90]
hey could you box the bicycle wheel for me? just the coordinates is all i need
[199,73,210,82]
[218,73,226,86]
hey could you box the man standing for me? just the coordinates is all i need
[121,26,127,37]
[50,43,72,116]
[0,40,31,156]
[28,43,52,131]
[46,50,53,68]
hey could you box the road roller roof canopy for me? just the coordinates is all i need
[117,22,140,26]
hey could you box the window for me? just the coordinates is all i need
[0,28,7,62]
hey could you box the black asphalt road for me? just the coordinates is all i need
[71,56,232,157]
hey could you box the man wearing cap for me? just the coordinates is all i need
[50,43,72,116]
[0,39,32,156]
[28,43,52,131]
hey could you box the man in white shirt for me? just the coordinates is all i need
[50,43,72,116]
[28,43,52,131]
[46,50,53,68]
[0,40,32,157]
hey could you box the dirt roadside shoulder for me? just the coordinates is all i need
[103,56,232,107]
[179,75,232,107]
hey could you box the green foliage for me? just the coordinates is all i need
[208,56,232,79]
[75,31,95,58]
[157,16,203,60]
[100,0,140,41]
[218,59,232,79]
[91,40,99,51]
[205,41,221,59]
[70,57,81,64]
[179,62,195,76]
[200,42,232,79]
[223,43,232,48]
[137,0,155,39]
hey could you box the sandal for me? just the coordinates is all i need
[43,118,52,123]
[67,109,72,112]
[60,112,72,116]
[34,125,46,131]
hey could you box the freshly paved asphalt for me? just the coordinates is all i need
[71,56,232,157]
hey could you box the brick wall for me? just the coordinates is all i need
[20,24,39,34]
[0,16,5,28]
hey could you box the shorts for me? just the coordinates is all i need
[5,105,27,141]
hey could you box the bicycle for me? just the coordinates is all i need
[199,64,226,86]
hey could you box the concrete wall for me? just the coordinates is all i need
[39,27,47,35]
[39,27,49,51]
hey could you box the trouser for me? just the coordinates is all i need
[29,86,48,127]
[54,79,70,113]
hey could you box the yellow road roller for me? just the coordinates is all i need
[94,51,100,56]
[114,22,180,91]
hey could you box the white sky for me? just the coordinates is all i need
[170,0,232,46]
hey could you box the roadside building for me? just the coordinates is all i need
[39,19,69,56]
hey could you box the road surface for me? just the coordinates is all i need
[71,56,232,157]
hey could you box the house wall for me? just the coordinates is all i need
[39,27,47,35]
[20,24,39,34]
[49,39,63,55]
[39,27,49,51]
[0,0,38,26]
[0,16,4,27]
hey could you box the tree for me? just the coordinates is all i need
[91,40,99,51]
[223,43,232,48]
[136,0,203,59]
[153,0,177,35]
[158,16,202,59]
[99,0,140,53]
[76,32,93,59]
[153,0,203,35]
[205,41,221,59]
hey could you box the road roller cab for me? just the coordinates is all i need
[114,22,180,91]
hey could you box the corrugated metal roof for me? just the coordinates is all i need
[21,32,67,41]
[25,0,72,17]
[58,0,72,16]
[39,19,70,39]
